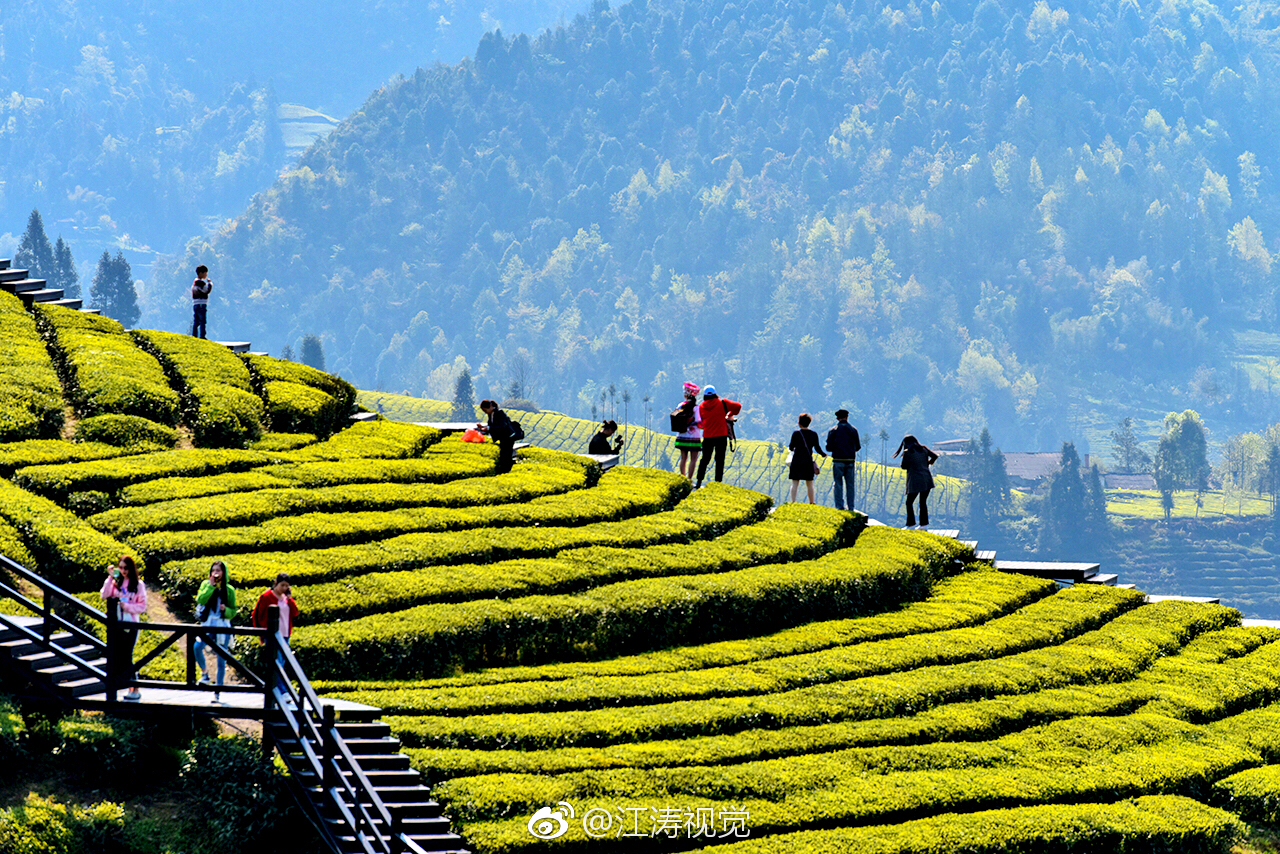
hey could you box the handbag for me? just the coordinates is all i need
[785,431,822,476]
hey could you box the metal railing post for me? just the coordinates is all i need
[263,604,280,758]
[105,598,119,703]
[322,703,337,790]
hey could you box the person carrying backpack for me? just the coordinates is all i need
[695,386,741,487]
[478,399,518,473]
[671,382,702,480]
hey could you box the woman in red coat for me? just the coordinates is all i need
[695,386,741,487]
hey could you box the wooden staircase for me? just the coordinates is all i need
[0,554,469,854]
[0,258,87,310]
[268,709,465,853]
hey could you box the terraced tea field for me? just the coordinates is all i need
[4,299,1280,851]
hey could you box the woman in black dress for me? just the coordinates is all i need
[787,413,827,504]
[893,434,939,527]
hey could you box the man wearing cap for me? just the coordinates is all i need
[825,409,861,511]
[695,385,742,487]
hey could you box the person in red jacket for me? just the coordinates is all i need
[252,573,300,644]
[695,385,742,487]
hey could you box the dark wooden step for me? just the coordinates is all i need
[1,278,47,294]
[0,267,30,283]
[343,737,403,755]
[335,722,392,740]
[33,659,106,684]
[47,298,83,309]
[18,288,64,305]
[995,560,1100,582]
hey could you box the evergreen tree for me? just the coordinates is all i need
[1152,411,1211,519]
[966,427,1010,535]
[14,209,55,280]
[451,369,477,421]
[1038,441,1086,554]
[1085,463,1110,544]
[1109,417,1151,473]
[51,237,80,299]
[89,250,140,327]
[299,334,326,371]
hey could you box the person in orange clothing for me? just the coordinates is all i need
[252,573,300,644]
[694,385,742,487]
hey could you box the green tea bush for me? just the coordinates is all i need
[0,291,64,441]
[243,353,355,436]
[90,463,585,538]
[284,418,439,459]
[248,431,317,451]
[340,583,1135,716]
[688,796,1241,854]
[131,466,690,563]
[385,599,1233,751]
[73,414,180,449]
[0,793,128,854]
[293,525,966,679]
[34,304,179,426]
[1213,765,1280,824]
[133,329,265,447]
[0,479,134,589]
[0,440,136,478]
[12,448,279,502]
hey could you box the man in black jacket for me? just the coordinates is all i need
[825,409,861,511]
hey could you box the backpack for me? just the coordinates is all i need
[510,420,525,441]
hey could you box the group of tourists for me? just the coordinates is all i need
[584,383,940,523]
[100,559,299,703]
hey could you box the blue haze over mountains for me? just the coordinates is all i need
[9,0,1280,455]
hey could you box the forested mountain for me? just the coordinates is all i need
[148,0,1280,448]
[0,0,578,269]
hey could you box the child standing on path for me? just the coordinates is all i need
[191,264,212,338]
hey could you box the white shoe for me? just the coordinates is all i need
[124,689,141,701]
[197,675,212,685]
[212,693,222,704]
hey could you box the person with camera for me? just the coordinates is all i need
[100,555,146,701]
[695,385,742,487]
[589,419,624,455]
[671,382,702,479]
[193,560,237,703]
[478,399,517,473]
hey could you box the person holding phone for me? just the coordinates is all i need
[193,560,236,703]
[100,555,146,700]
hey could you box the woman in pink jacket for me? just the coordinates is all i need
[100,555,147,700]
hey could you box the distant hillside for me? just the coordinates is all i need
[152,0,1280,451]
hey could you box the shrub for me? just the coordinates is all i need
[0,291,64,441]
[0,793,128,854]
[180,736,314,854]
[0,479,135,590]
[243,353,355,437]
[33,304,179,426]
[74,414,180,449]
[248,432,317,451]
[55,714,154,778]
[12,448,279,503]
[0,440,137,478]
[132,329,265,447]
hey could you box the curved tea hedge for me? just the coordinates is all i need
[2,348,1280,853]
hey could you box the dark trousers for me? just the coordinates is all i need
[696,436,729,484]
[496,439,515,474]
[832,459,855,510]
[905,489,931,527]
[192,304,207,338]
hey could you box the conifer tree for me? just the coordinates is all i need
[452,368,477,421]
[14,209,55,280]
[51,237,80,299]
[299,334,326,371]
[90,250,140,327]
[966,427,1010,536]
[1038,441,1086,554]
